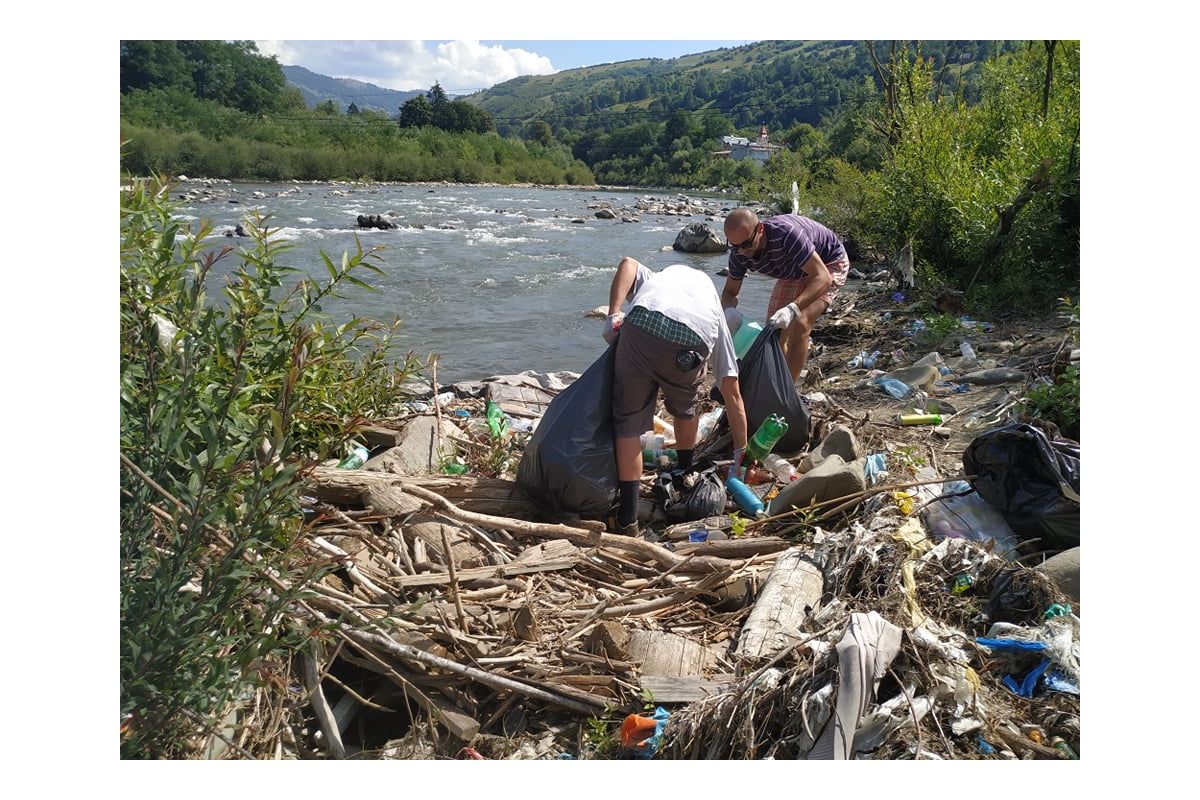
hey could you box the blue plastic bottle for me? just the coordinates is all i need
[726,476,765,517]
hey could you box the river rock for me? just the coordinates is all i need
[594,208,616,219]
[356,214,396,230]
[363,416,464,475]
[1035,547,1079,604]
[768,455,866,516]
[673,222,727,253]
[882,364,940,390]
[800,424,862,473]
[961,367,1027,385]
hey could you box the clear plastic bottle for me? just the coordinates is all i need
[763,453,799,482]
[745,414,789,463]
[959,340,977,360]
[696,408,724,441]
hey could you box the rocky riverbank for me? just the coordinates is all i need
[220,274,1081,762]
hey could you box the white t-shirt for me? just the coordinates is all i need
[629,263,739,379]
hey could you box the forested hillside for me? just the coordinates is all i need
[119,39,1079,311]
[119,40,595,185]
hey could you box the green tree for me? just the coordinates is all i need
[525,119,554,146]
[398,94,433,128]
[120,41,193,94]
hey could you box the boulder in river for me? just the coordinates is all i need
[673,222,727,254]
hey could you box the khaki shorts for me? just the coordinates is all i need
[612,324,708,437]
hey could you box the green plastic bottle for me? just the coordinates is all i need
[745,414,789,463]
[486,401,509,439]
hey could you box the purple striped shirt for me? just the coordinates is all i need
[728,214,847,281]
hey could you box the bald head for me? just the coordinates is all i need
[724,208,759,247]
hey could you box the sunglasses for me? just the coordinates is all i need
[729,223,761,251]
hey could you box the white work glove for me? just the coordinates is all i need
[768,302,801,330]
[602,312,624,345]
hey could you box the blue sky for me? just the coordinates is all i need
[254,40,756,94]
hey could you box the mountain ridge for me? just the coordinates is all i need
[282,64,426,114]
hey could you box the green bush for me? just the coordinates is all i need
[120,174,420,757]
[1022,364,1079,439]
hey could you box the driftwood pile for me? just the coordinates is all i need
[260,435,1080,760]
[288,464,793,759]
[223,283,1082,761]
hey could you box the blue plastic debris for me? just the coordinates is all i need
[975,638,1048,654]
[863,453,887,485]
[977,736,997,755]
[1001,657,1053,698]
[1042,668,1080,695]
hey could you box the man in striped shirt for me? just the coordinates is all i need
[721,209,850,382]
[603,257,750,537]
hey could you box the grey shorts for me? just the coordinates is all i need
[612,324,709,438]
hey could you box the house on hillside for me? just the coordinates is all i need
[713,125,782,164]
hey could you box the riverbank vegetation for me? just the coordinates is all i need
[119,177,421,756]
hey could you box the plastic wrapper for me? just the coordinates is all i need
[922,481,1022,559]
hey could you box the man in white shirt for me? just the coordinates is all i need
[603,257,750,536]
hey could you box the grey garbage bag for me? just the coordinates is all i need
[516,345,617,517]
[963,423,1080,551]
[714,326,811,455]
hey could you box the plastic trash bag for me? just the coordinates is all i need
[516,346,617,517]
[655,467,727,524]
[963,423,1080,551]
[922,480,1022,559]
[713,326,811,455]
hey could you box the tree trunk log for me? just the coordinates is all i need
[735,549,824,661]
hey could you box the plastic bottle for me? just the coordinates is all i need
[733,321,764,359]
[337,443,369,469]
[745,414,789,463]
[641,432,665,459]
[696,408,724,440]
[486,401,508,439]
[762,453,799,482]
[899,413,943,426]
[875,377,912,399]
[726,475,766,517]
[959,340,977,360]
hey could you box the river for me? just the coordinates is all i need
[176,181,780,383]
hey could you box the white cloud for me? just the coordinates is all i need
[254,39,556,93]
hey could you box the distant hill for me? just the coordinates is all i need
[282,65,426,115]
[465,40,1013,137]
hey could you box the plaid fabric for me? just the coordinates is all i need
[625,306,704,347]
[766,255,851,316]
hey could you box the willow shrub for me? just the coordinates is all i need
[870,44,1080,310]
[120,175,420,757]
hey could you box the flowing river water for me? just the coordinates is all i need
[178,180,782,383]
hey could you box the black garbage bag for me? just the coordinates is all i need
[963,423,1080,551]
[713,326,811,455]
[516,346,617,517]
[654,466,727,524]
